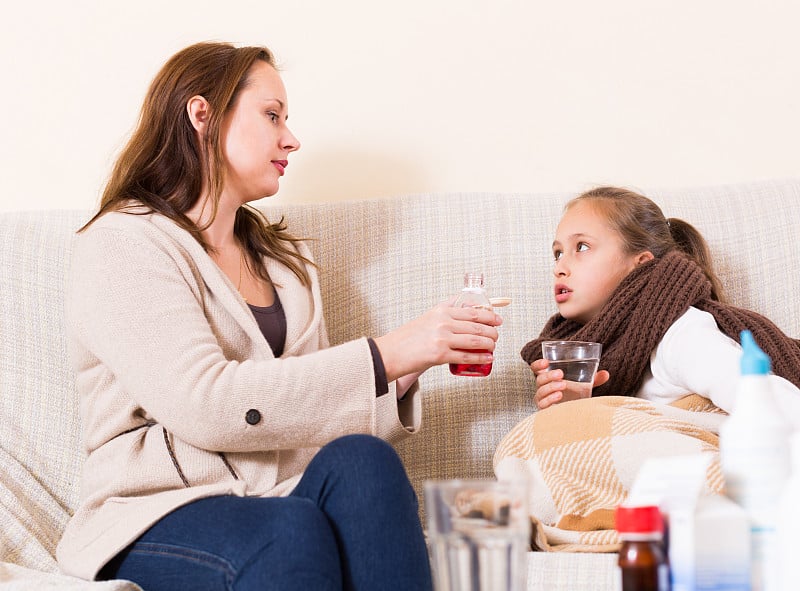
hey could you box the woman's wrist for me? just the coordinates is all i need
[396,372,422,400]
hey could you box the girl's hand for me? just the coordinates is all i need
[532,359,564,410]
[374,299,502,383]
[531,359,610,410]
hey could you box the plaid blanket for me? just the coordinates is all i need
[493,395,727,552]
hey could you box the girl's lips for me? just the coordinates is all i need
[554,284,571,304]
[272,160,288,175]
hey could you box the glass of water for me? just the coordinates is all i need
[541,340,602,402]
[424,478,530,591]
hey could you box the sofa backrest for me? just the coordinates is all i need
[0,210,93,570]
[1,178,799,569]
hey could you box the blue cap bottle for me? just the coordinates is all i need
[721,329,790,590]
[739,330,771,375]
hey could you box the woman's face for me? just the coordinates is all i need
[219,61,300,204]
[551,201,650,324]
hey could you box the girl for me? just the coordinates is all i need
[55,42,502,591]
[521,186,800,421]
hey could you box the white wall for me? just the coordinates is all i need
[2,0,798,212]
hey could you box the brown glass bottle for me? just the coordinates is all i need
[615,505,670,591]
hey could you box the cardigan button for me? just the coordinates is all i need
[245,409,262,425]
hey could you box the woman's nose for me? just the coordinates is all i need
[283,128,301,152]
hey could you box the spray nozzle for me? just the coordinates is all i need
[740,330,771,375]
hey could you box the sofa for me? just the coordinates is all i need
[2,178,799,590]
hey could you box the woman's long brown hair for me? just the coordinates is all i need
[80,41,312,286]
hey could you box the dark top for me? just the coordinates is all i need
[247,291,287,358]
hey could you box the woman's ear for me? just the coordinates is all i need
[186,95,210,134]
[636,251,655,265]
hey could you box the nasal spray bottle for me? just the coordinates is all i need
[719,330,791,591]
[777,431,800,591]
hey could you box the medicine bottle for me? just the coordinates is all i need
[719,330,790,591]
[449,271,493,377]
[615,504,669,591]
[776,431,800,591]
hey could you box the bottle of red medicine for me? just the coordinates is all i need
[449,271,493,377]
[615,504,670,591]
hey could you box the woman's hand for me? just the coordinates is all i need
[374,300,502,383]
[531,359,610,410]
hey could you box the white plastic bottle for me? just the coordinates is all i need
[719,330,792,591]
[777,431,800,591]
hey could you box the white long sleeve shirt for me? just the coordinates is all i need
[637,306,800,429]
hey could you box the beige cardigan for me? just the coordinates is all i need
[55,211,421,580]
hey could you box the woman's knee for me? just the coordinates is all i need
[316,435,417,503]
[321,434,405,476]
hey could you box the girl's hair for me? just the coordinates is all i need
[568,186,726,302]
[80,41,312,286]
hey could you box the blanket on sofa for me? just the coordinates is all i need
[493,395,727,552]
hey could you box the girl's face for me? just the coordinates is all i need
[220,61,300,204]
[551,201,652,324]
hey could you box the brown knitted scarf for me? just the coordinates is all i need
[520,250,800,396]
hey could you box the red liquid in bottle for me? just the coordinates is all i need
[449,350,493,377]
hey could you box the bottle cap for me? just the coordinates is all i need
[615,505,664,534]
[463,272,485,289]
[739,330,771,375]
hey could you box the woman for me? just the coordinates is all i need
[56,41,501,591]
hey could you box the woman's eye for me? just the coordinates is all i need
[576,242,589,252]
[553,250,562,261]
[266,111,279,122]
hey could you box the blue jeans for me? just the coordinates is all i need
[98,434,433,591]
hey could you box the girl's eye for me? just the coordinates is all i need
[266,111,279,123]
[553,250,563,261]
[576,242,589,252]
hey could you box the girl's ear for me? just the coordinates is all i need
[636,251,655,265]
[186,95,210,134]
